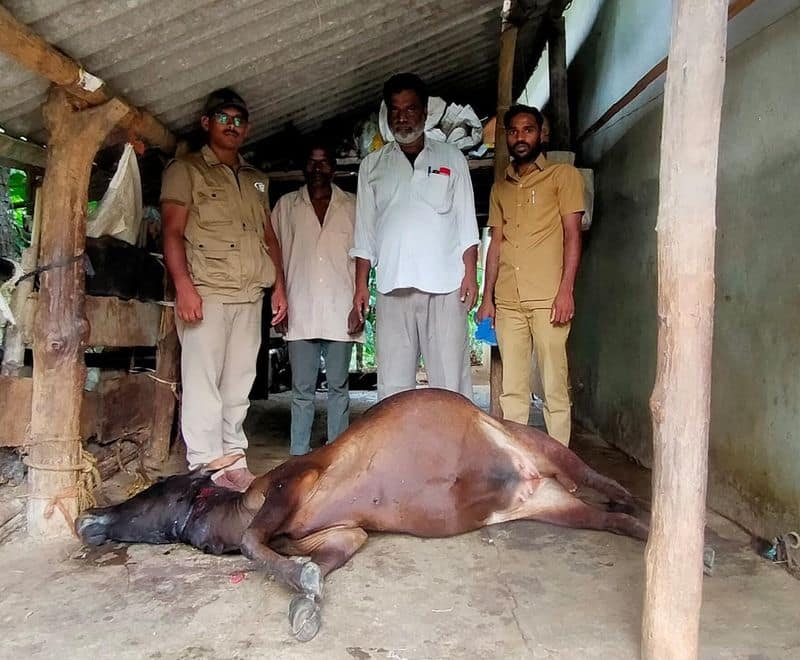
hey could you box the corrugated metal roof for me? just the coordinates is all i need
[0,0,509,148]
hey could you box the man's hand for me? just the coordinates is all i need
[459,271,478,310]
[175,282,203,323]
[270,284,288,326]
[476,299,496,327]
[347,306,365,335]
[352,285,370,326]
[550,287,575,325]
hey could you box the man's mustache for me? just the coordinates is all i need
[512,142,531,150]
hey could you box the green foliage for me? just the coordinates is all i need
[6,169,30,256]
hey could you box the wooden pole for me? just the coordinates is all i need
[146,305,180,466]
[0,5,175,153]
[26,88,130,539]
[547,15,571,151]
[489,1,518,418]
[642,1,728,658]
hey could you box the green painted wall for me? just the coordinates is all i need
[571,9,800,538]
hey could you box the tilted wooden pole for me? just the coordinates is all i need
[26,88,131,538]
[146,303,180,466]
[0,4,175,153]
[547,15,571,151]
[642,1,728,657]
[489,1,518,418]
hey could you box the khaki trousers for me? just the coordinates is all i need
[495,301,571,444]
[376,288,473,401]
[176,299,262,470]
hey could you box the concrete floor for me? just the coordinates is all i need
[0,388,798,659]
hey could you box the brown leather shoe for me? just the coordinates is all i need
[212,467,256,492]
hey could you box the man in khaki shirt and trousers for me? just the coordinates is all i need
[478,104,585,445]
[160,89,287,490]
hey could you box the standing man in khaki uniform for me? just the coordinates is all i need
[477,104,584,445]
[160,88,287,490]
[271,140,363,456]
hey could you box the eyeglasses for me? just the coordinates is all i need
[213,112,247,127]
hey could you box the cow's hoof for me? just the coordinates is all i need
[299,561,323,599]
[75,513,111,545]
[289,594,321,642]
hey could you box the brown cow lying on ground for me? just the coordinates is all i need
[76,389,648,641]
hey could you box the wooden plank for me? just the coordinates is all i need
[0,132,46,168]
[0,4,175,153]
[0,376,33,446]
[1,372,153,448]
[84,372,154,444]
[84,297,163,347]
[642,1,728,658]
[22,295,163,348]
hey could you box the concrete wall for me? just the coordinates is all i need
[570,7,800,538]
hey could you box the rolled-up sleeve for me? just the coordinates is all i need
[350,160,378,265]
[452,153,480,255]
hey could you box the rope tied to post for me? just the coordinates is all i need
[23,448,102,535]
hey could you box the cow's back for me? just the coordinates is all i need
[279,390,542,538]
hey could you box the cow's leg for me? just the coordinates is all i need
[240,470,323,598]
[508,421,636,506]
[273,526,368,642]
[273,526,369,576]
[525,479,648,541]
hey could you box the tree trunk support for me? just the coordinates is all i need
[26,87,130,539]
[547,15,571,151]
[489,1,518,418]
[642,1,728,657]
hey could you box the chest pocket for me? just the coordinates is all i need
[417,173,452,213]
[193,187,231,229]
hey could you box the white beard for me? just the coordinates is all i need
[393,124,425,145]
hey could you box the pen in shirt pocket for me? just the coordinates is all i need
[427,166,431,177]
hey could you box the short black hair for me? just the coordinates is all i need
[504,104,543,130]
[299,136,336,166]
[383,73,429,109]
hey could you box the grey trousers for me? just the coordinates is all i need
[287,339,354,456]
[376,288,473,401]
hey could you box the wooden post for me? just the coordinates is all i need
[146,305,180,466]
[26,88,130,539]
[489,1,518,418]
[547,15,571,151]
[642,1,728,658]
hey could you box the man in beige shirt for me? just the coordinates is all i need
[160,88,287,490]
[271,140,363,455]
[478,104,585,445]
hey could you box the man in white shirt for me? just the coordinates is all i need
[350,73,480,401]
[272,140,363,455]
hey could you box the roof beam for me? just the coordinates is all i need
[0,132,46,168]
[0,5,175,153]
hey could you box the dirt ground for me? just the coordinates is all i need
[0,387,798,659]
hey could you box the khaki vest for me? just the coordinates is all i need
[177,147,276,302]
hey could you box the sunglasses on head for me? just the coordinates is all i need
[213,112,247,127]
